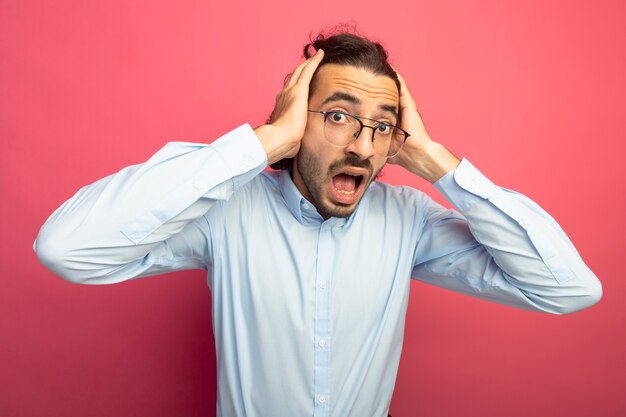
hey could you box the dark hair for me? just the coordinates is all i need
[269,28,400,170]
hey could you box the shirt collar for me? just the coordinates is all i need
[277,170,361,227]
[278,170,323,225]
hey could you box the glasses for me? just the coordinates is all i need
[308,110,410,158]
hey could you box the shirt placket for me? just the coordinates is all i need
[314,220,333,416]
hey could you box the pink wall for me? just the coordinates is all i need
[2,0,625,416]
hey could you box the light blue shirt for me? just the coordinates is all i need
[35,124,601,417]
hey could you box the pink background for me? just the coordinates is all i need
[2,0,625,416]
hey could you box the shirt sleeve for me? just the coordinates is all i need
[410,158,602,314]
[34,123,267,285]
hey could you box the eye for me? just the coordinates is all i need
[327,112,350,124]
[375,123,393,135]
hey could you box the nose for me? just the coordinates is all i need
[345,126,376,160]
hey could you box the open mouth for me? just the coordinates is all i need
[331,171,367,204]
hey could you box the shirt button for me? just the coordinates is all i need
[194,180,204,190]
[244,156,253,167]
[320,281,327,289]
[303,203,310,210]
[318,395,326,404]
[466,179,476,188]
[520,218,529,227]
[319,339,326,348]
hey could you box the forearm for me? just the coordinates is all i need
[34,124,267,284]
[426,159,601,314]
[412,159,601,314]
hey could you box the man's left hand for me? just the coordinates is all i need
[388,71,460,183]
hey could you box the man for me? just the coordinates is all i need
[35,32,602,417]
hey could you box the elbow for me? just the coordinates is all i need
[551,272,603,315]
[577,274,603,312]
[34,229,89,285]
[587,274,603,307]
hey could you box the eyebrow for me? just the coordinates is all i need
[321,91,399,121]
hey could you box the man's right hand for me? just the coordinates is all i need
[254,49,324,165]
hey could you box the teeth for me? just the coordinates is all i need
[335,189,355,195]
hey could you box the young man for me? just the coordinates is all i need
[35,32,601,417]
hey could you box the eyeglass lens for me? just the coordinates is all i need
[323,112,405,157]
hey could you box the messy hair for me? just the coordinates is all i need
[269,26,400,170]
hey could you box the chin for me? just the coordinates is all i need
[317,199,359,219]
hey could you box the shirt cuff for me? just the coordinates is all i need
[433,158,496,212]
[210,123,268,190]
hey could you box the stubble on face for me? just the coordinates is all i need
[292,64,399,219]
[296,146,383,219]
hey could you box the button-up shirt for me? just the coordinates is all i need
[35,124,601,417]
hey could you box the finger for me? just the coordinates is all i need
[286,50,323,89]
[293,49,324,88]
[285,57,312,88]
[392,68,409,97]
[392,68,417,108]
[283,72,295,88]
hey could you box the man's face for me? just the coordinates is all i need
[292,64,400,219]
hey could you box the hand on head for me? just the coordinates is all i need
[254,49,325,166]
[388,69,460,182]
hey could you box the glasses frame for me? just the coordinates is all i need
[307,110,410,158]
